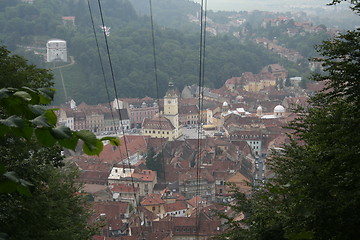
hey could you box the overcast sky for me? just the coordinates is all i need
[191,0,334,12]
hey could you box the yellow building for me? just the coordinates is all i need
[243,78,276,92]
[142,82,182,141]
[142,115,178,141]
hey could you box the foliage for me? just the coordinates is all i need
[0,46,118,239]
[145,147,164,180]
[215,184,252,240]
[0,0,289,104]
[0,46,53,88]
[218,1,360,239]
[0,86,119,156]
[130,0,199,31]
[0,163,97,240]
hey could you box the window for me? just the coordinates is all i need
[152,207,155,211]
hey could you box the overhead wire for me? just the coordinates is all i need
[87,0,118,135]
[91,0,145,237]
[195,0,208,236]
[148,0,168,187]
[88,0,209,238]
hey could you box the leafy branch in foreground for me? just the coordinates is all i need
[0,86,119,196]
[0,86,120,155]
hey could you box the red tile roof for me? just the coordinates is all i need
[109,183,138,193]
[142,115,175,130]
[90,202,129,227]
[164,201,188,212]
[141,193,165,206]
[99,135,149,164]
[187,195,206,208]
[132,169,156,182]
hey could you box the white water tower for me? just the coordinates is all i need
[46,39,67,62]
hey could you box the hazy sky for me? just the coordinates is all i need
[191,0,334,12]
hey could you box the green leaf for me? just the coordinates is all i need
[0,124,9,136]
[0,231,9,240]
[83,139,103,156]
[13,90,32,101]
[59,137,79,151]
[51,126,73,139]
[0,115,23,128]
[28,105,47,115]
[75,130,97,146]
[16,184,32,196]
[30,115,52,127]
[100,136,121,146]
[44,109,57,126]
[23,87,40,104]
[0,180,18,193]
[34,128,57,147]
[38,88,55,104]
[3,96,28,115]
[0,88,11,99]
[0,165,5,175]
[19,178,33,188]
[3,171,19,183]
[11,126,33,141]
[76,130,103,155]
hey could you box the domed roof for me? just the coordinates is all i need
[257,105,262,111]
[223,101,228,107]
[274,105,285,113]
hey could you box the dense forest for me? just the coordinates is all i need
[0,0,325,104]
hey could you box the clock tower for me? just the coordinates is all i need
[163,82,180,137]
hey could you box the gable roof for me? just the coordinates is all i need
[142,115,175,130]
[99,135,149,164]
[141,193,165,206]
[164,201,188,212]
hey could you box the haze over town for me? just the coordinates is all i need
[192,0,345,12]
[1,0,359,239]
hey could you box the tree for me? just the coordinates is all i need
[0,46,118,240]
[145,147,164,180]
[0,46,53,89]
[218,1,360,239]
[284,78,291,87]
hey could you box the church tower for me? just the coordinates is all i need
[163,82,180,137]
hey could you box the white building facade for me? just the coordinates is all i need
[46,39,67,62]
